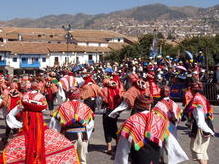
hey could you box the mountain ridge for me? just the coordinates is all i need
[0,3,218,36]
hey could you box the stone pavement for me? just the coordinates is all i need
[0,103,218,164]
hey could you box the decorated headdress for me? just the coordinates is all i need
[136,79,147,90]
[68,88,81,100]
[134,94,153,111]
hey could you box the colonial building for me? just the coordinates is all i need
[0,27,136,74]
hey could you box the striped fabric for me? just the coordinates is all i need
[190,93,214,119]
[153,98,182,121]
[59,75,76,92]
[122,85,150,108]
[119,111,169,151]
[80,83,103,100]
[22,90,47,106]
[184,89,193,106]
[54,100,94,126]
[60,76,70,92]
[149,81,161,98]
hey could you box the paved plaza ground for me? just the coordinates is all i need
[0,103,218,164]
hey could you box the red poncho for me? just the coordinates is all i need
[118,111,169,151]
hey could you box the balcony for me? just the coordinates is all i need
[20,62,40,68]
[0,60,6,66]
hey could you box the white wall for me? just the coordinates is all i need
[100,43,108,47]
[75,52,102,64]
[108,38,124,43]
[7,54,48,69]
[88,43,99,47]
[78,42,108,47]
[8,55,20,69]
[1,51,104,69]
[77,42,87,46]
[49,53,76,67]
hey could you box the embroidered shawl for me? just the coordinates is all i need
[118,111,169,151]
[54,100,94,126]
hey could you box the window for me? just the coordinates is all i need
[55,57,59,62]
[32,58,38,63]
[13,57,17,62]
[38,34,42,37]
[99,55,103,62]
[42,57,46,62]
[50,35,53,38]
[88,55,93,60]
[65,57,69,63]
[118,38,121,42]
[54,57,59,65]
[8,39,17,41]
[21,58,28,63]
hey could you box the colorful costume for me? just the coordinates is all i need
[80,76,102,112]
[115,93,188,164]
[2,90,79,164]
[101,79,122,146]
[187,91,214,161]
[108,79,151,118]
[51,97,94,164]
[115,110,187,164]
[147,71,161,98]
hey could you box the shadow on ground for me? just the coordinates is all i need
[88,144,106,153]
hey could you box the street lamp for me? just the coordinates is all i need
[62,24,73,65]
[62,24,73,51]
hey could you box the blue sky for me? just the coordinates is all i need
[0,0,218,20]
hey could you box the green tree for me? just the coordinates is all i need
[105,34,219,66]
[178,36,219,66]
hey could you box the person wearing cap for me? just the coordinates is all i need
[146,66,161,101]
[80,75,103,112]
[101,79,123,154]
[152,86,186,163]
[43,77,58,111]
[59,71,77,94]
[108,79,151,118]
[184,82,214,164]
[183,85,193,109]
[153,86,182,137]
[51,87,94,164]
[2,83,80,164]
[114,94,188,164]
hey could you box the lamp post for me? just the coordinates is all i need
[62,24,73,64]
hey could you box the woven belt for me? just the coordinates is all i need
[66,127,86,133]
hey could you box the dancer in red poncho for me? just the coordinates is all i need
[101,78,123,154]
[1,83,80,164]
